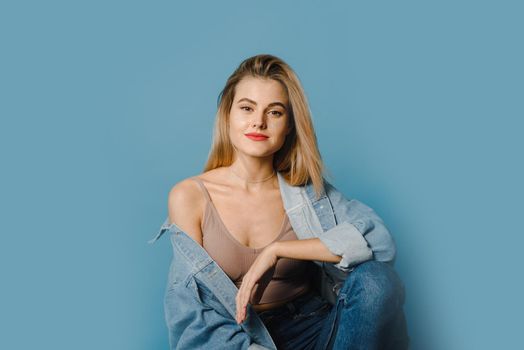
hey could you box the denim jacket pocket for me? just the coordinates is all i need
[192,276,234,319]
[194,277,216,301]
[311,197,337,231]
[187,277,207,306]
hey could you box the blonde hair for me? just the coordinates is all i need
[203,54,330,199]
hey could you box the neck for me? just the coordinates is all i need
[228,161,276,190]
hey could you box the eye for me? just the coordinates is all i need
[240,106,253,112]
[269,110,283,117]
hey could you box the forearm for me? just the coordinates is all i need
[271,238,342,264]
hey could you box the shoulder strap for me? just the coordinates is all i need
[191,177,212,202]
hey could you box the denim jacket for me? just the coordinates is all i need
[148,171,396,349]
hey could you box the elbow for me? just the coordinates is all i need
[371,231,397,265]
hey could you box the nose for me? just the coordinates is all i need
[251,110,267,129]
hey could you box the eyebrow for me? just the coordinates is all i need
[237,98,287,110]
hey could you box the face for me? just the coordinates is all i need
[229,77,292,159]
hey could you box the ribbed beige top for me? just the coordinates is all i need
[192,177,313,305]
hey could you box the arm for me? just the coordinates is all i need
[168,179,204,246]
[272,238,342,263]
[235,239,341,323]
[236,180,397,321]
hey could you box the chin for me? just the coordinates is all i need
[234,146,276,158]
[232,139,283,157]
[244,150,274,158]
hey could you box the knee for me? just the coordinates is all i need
[339,260,405,313]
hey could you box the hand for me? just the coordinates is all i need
[235,243,279,324]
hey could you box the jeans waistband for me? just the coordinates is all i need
[257,288,318,317]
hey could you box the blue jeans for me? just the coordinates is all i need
[257,260,410,350]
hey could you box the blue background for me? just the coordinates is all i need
[1,1,522,349]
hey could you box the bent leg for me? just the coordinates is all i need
[327,260,409,350]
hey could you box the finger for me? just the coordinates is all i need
[236,281,248,323]
[239,290,248,322]
[237,281,250,322]
[240,277,251,307]
[235,289,243,323]
[240,279,256,321]
[235,286,241,322]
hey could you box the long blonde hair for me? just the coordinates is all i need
[203,54,329,199]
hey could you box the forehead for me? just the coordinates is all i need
[234,77,288,104]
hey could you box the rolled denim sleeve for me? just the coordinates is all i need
[318,220,374,270]
[320,180,397,270]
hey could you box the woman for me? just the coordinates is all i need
[162,54,409,349]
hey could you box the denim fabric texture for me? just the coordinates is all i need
[148,171,405,349]
[258,261,408,350]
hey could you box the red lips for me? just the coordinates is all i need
[245,132,269,141]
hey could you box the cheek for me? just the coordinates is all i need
[228,119,247,143]
[229,114,248,129]
[273,124,289,138]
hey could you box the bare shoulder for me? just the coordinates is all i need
[167,176,205,245]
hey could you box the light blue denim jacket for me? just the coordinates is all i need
[148,171,396,350]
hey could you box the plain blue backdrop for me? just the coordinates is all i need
[1,1,522,349]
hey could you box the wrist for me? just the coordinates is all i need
[268,241,282,258]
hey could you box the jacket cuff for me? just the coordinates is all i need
[318,220,374,270]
